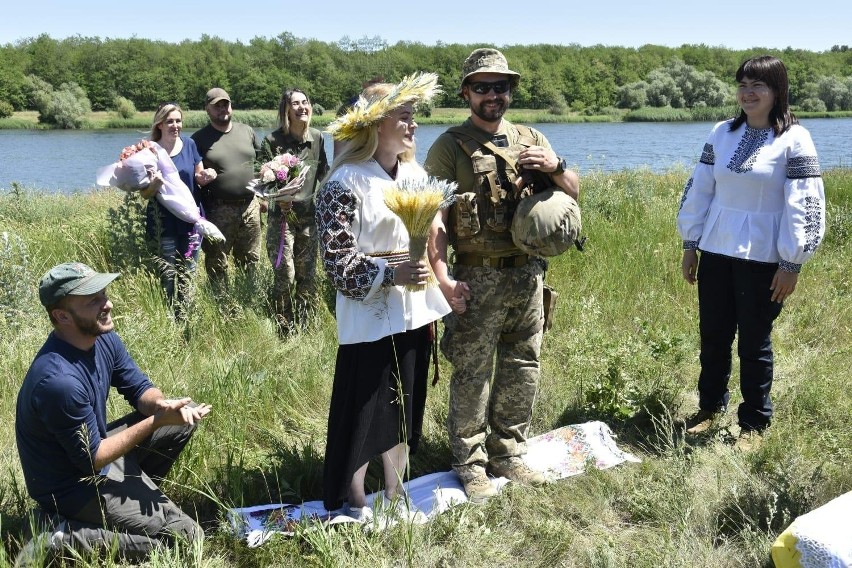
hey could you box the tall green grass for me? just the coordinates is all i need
[1,169,850,566]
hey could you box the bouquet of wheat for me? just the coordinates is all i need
[384,175,457,291]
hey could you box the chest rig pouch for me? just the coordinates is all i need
[448,124,550,254]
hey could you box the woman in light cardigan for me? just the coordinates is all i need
[316,74,451,519]
[677,55,826,449]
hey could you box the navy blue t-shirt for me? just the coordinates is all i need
[15,331,153,513]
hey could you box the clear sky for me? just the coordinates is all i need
[3,0,848,52]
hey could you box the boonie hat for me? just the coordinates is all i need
[459,48,521,94]
[39,262,120,308]
[205,87,231,105]
[511,189,582,257]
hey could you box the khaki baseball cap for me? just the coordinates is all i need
[39,262,120,307]
[459,48,520,94]
[205,87,231,105]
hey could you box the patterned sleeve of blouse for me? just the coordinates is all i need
[778,126,826,272]
[677,122,722,249]
[316,180,393,299]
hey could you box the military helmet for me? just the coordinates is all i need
[511,189,582,257]
[458,48,521,95]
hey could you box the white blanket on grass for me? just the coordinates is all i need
[229,421,640,547]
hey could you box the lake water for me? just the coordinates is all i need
[1,118,850,193]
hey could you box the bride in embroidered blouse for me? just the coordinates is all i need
[315,73,451,519]
[677,55,826,449]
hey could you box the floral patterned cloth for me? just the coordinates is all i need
[229,421,639,546]
[772,490,852,568]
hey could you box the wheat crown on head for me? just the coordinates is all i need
[327,72,441,141]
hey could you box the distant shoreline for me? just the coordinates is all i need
[4,108,851,131]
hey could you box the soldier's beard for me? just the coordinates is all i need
[471,98,507,123]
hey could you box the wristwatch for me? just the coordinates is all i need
[553,156,567,175]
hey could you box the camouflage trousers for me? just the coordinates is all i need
[266,211,320,329]
[441,258,544,470]
[200,197,262,289]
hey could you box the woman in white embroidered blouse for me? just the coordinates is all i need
[315,74,451,519]
[677,55,825,449]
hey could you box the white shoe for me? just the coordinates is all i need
[343,504,373,523]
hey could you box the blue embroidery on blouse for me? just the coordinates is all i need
[678,177,693,211]
[787,155,822,179]
[803,195,822,253]
[727,126,770,173]
[700,143,715,165]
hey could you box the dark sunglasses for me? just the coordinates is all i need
[468,80,511,95]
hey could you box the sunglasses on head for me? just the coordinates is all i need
[468,80,511,95]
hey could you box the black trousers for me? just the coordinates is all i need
[696,252,783,431]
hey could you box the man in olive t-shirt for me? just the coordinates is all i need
[192,88,262,289]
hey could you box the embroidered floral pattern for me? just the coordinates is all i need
[727,126,770,173]
[787,155,822,179]
[678,177,694,211]
[699,143,715,166]
[803,195,823,253]
[779,259,801,273]
[316,180,380,299]
[382,266,395,287]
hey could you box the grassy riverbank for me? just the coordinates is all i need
[1,169,851,566]
[0,108,613,130]
[4,108,852,130]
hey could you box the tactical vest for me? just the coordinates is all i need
[447,124,551,257]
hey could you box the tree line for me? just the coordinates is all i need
[1,33,851,119]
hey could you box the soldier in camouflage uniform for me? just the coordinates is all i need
[261,88,330,334]
[426,48,580,503]
[192,88,262,292]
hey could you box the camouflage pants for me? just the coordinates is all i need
[266,211,319,328]
[441,259,544,470]
[200,198,262,289]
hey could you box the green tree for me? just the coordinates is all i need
[25,75,91,128]
[113,95,136,119]
[0,46,29,110]
[617,81,649,109]
[815,75,849,111]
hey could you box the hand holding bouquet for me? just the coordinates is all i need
[384,175,457,291]
[96,140,225,243]
[251,152,312,268]
[249,152,311,204]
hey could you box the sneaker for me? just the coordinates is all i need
[734,429,763,452]
[455,466,498,504]
[685,410,722,435]
[487,457,546,486]
[343,503,373,523]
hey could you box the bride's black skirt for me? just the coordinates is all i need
[322,325,431,511]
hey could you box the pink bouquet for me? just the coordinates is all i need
[249,152,312,268]
[96,141,225,243]
[249,152,311,203]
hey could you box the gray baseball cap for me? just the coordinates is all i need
[39,262,120,307]
[459,48,521,94]
[205,87,231,105]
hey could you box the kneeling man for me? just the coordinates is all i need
[16,262,212,561]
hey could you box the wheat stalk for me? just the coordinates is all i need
[384,176,457,291]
